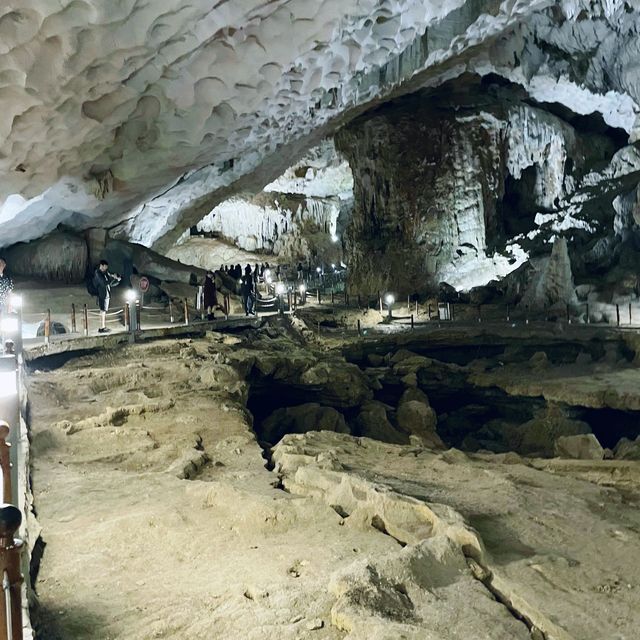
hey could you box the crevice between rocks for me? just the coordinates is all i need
[466,556,548,640]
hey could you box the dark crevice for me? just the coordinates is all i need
[466,556,547,640]
[371,515,407,547]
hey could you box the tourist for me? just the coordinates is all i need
[253,263,259,285]
[203,271,218,321]
[241,266,255,316]
[297,261,303,281]
[92,260,121,333]
[0,257,14,311]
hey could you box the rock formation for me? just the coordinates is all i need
[336,79,638,295]
[2,1,640,271]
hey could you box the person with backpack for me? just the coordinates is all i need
[90,260,121,333]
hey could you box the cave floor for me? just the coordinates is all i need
[27,327,640,639]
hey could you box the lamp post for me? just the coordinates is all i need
[385,293,395,320]
[125,290,138,339]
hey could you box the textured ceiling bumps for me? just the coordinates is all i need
[0,1,639,249]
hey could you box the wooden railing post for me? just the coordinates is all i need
[183,298,189,325]
[169,299,174,324]
[71,304,77,333]
[0,504,23,640]
[0,424,11,504]
[44,309,51,345]
[83,304,89,336]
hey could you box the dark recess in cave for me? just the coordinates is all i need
[500,165,541,237]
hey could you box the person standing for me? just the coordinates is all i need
[0,257,14,311]
[203,271,218,321]
[240,266,255,316]
[92,260,121,333]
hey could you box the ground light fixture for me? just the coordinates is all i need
[385,293,395,306]
[125,289,137,302]
[275,283,286,295]
[316,266,322,274]
[299,284,306,293]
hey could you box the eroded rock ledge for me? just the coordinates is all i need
[26,324,640,639]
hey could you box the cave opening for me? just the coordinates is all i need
[500,166,541,237]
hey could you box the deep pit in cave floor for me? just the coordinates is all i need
[27,321,640,640]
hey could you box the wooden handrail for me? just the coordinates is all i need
[0,504,23,640]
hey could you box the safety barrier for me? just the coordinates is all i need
[0,423,23,640]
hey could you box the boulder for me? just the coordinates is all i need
[511,405,591,457]
[554,434,604,460]
[36,320,67,336]
[399,387,431,406]
[260,403,349,444]
[396,400,443,448]
[300,362,372,408]
[614,435,640,460]
[355,401,408,445]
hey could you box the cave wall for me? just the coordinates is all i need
[336,80,634,296]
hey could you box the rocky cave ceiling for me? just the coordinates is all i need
[1,0,640,254]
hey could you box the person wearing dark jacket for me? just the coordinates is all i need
[203,271,218,320]
[92,260,121,333]
[240,266,255,316]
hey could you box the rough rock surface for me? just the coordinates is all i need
[274,430,640,640]
[4,231,88,283]
[2,1,640,257]
[336,81,639,295]
[554,434,605,460]
[26,327,640,639]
